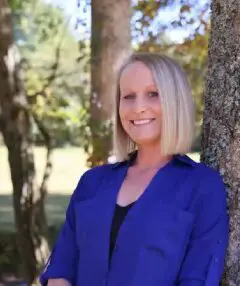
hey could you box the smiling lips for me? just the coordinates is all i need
[131,119,155,125]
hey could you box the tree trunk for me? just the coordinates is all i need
[201,1,240,285]
[0,1,50,284]
[89,0,132,166]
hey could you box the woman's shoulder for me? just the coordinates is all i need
[177,153,223,179]
[192,158,224,184]
[81,160,125,180]
[176,154,226,202]
[70,160,129,203]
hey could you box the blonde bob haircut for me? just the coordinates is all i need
[113,52,195,161]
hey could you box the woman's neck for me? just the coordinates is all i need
[134,146,173,170]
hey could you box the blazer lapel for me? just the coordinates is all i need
[74,163,129,278]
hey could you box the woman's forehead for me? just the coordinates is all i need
[119,61,155,87]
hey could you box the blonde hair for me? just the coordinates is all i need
[113,52,195,161]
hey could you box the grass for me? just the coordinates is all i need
[0,194,70,232]
[0,146,200,231]
[0,146,88,195]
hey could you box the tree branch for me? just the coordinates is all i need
[27,16,70,100]
[32,112,53,197]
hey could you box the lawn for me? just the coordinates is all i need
[0,146,88,231]
[0,146,200,231]
[0,146,88,195]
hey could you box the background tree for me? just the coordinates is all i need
[0,0,50,283]
[0,0,83,282]
[88,0,132,166]
[201,1,240,285]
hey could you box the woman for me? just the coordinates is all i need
[40,53,229,286]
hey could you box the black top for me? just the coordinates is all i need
[109,202,134,261]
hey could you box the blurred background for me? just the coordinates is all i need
[0,0,208,284]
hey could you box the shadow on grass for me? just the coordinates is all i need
[0,194,71,282]
[0,194,71,232]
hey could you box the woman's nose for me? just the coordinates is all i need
[133,96,148,113]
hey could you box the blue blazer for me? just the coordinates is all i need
[40,154,229,286]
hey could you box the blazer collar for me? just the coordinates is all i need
[111,150,197,169]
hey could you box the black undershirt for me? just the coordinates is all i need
[109,202,134,260]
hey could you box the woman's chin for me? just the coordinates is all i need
[132,135,161,147]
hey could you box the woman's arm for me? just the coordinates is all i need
[39,173,87,286]
[48,279,71,286]
[177,169,229,286]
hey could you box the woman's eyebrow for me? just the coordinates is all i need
[121,85,157,92]
[146,85,157,89]
[120,89,135,94]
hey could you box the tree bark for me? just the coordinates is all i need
[90,0,132,166]
[0,1,50,284]
[201,1,240,285]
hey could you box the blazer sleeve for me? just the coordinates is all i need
[177,169,229,286]
[39,173,86,286]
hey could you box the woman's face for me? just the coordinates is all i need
[119,61,162,147]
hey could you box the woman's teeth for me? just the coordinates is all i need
[132,119,154,125]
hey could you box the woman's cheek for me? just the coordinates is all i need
[121,118,131,134]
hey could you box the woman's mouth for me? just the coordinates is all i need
[131,119,155,126]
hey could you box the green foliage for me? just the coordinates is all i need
[133,0,172,25]
[9,0,35,11]
[179,32,209,124]
[16,1,91,147]
[132,0,209,43]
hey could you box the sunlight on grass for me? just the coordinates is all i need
[0,146,88,195]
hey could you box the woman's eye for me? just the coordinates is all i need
[123,94,135,99]
[148,91,159,97]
